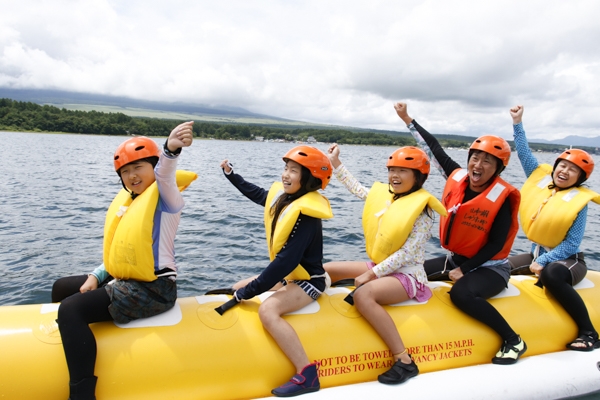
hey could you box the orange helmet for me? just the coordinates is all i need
[556,149,594,179]
[113,136,161,172]
[469,135,511,167]
[387,146,430,175]
[283,146,332,190]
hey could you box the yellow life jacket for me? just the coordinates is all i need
[264,182,333,280]
[519,164,600,248]
[363,182,447,264]
[103,170,197,281]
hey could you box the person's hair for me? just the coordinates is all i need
[548,158,587,190]
[270,164,313,246]
[118,156,159,199]
[387,168,432,218]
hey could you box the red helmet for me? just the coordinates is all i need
[387,146,430,175]
[114,137,161,172]
[283,146,332,190]
[557,149,594,179]
[469,135,511,166]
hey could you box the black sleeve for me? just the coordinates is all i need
[235,215,320,299]
[458,198,512,274]
[412,119,462,177]
[223,170,268,207]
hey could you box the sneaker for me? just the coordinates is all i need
[271,363,320,397]
[377,356,419,384]
[492,337,527,365]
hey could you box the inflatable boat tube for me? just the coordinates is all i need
[1,273,599,399]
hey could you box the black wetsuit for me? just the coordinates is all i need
[413,119,519,344]
[224,171,327,299]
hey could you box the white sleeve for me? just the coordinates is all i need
[155,151,184,213]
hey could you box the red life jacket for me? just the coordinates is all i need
[439,169,520,259]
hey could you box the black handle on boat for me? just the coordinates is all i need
[534,278,544,289]
[343,289,356,306]
[331,278,356,287]
[215,297,239,316]
[205,287,236,295]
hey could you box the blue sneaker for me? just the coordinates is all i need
[271,363,320,397]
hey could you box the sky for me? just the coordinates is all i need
[2,0,600,140]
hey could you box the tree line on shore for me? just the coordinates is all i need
[1,98,591,152]
[0,98,415,146]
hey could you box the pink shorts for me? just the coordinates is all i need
[366,262,432,303]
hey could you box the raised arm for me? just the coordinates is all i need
[327,143,369,201]
[394,102,460,178]
[156,121,195,213]
[221,159,269,206]
[510,105,539,177]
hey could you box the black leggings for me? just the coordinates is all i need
[52,274,113,303]
[425,256,519,342]
[57,282,113,382]
[541,263,595,334]
[509,253,596,335]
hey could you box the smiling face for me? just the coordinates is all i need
[553,159,582,189]
[119,160,156,195]
[468,150,498,192]
[388,166,417,194]
[282,159,304,194]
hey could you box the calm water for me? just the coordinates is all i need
[2,131,600,306]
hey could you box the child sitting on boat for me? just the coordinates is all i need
[324,142,446,384]
[53,122,196,400]
[508,105,600,351]
[220,146,332,397]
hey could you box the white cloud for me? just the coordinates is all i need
[2,0,600,139]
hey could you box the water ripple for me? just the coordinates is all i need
[1,132,599,305]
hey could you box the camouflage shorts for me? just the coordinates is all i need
[105,277,177,324]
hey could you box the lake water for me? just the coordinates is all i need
[2,131,600,399]
[2,131,600,306]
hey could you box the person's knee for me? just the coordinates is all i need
[540,263,570,288]
[51,280,63,303]
[57,298,78,327]
[449,287,473,309]
[354,285,375,312]
[258,301,280,328]
[52,277,75,303]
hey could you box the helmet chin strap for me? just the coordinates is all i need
[120,178,138,199]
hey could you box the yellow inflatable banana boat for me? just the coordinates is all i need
[1,272,599,400]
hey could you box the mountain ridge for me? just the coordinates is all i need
[2,87,599,147]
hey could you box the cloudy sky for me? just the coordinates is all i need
[2,0,600,139]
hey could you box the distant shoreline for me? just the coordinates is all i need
[0,130,569,153]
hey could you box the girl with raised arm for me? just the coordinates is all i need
[220,146,332,397]
[324,143,446,384]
